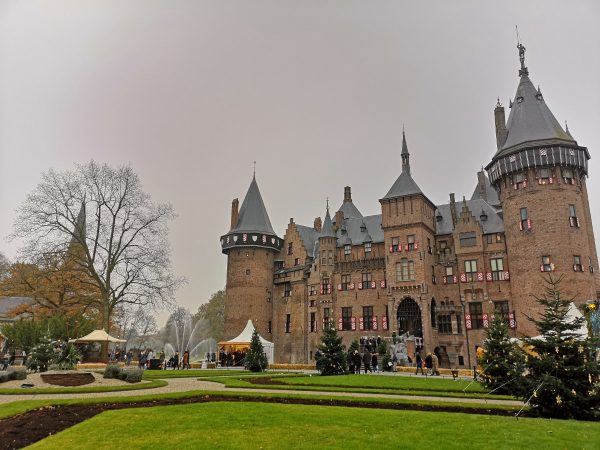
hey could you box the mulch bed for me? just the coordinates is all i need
[0,394,525,449]
[40,373,96,387]
[245,377,289,385]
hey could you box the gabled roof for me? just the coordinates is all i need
[231,176,276,235]
[335,215,384,246]
[337,200,363,220]
[296,224,319,258]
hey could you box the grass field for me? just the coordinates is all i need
[142,369,252,379]
[28,402,600,450]
[0,379,167,395]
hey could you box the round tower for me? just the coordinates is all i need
[220,175,282,340]
[486,43,599,336]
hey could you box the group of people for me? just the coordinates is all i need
[218,350,246,367]
[347,349,380,374]
[164,350,191,370]
[414,351,439,376]
[133,349,191,370]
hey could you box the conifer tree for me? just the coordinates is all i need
[317,325,347,376]
[520,275,600,420]
[478,309,524,395]
[244,329,268,372]
[27,334,56,372]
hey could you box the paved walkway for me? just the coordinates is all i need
[0,378,523,407]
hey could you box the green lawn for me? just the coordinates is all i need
[29,402,600,450]
[0,379,166,395]
[142,369,252,379]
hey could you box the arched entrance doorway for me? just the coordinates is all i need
[397,298,423,338]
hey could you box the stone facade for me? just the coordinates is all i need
[221,46,600,367]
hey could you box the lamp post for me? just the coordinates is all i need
[459,294,472,371]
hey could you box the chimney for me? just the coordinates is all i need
[344,186,352,203]
[477,170,487,202]
[334,210,344,231]
[230,198,239,229]
[314,217,322,232]
[449,193,457,226]
[494,100,508,150]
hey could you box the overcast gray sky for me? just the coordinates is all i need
[1,1,599,326]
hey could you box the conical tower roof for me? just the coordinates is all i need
[495,44,575,157]
[68,202,86,250]
[382,131,424,200]
[231,176,276,234]
[320,202,336,238]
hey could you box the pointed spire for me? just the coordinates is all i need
[321,200,336,238]
[68,200,86,256]
[401,129,410,175]
[565,121,574,138]
[231,175,276,234]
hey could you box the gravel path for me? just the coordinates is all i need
[0,378,522,407]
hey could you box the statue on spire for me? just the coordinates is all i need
[517,42,529,76]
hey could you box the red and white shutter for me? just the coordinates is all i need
[482,313,489,327]
[380,280,386,288]
[486,272,492,282]
[460,273,467,283]
[404,244,409,251]
[389,245,393,253]
[382,316,388,330]
[370,281,376,289]
[337,317,343,331]
[443,276,447,285]
[350,282,355,290]
[372,316,378,331]
[504,271,510,280]
[527,218,532,230]
[351,317,356,331]
[359,317,364,331]
[465,314,472,330]
[337,284,342,291]
[414,242,419,250]
[509,312,517,329]
[477,272,484,282]
[322,318,326,330]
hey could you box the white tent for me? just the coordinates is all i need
[218,320,274,364]
[69,329,126,344]
[532,302,589,340]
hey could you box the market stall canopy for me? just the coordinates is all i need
[532,302,589,341]
[218,320,274,363]
[69,329,126,343]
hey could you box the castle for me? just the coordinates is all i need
[220,44,600,367]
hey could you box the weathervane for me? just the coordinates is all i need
[253,161,256,178]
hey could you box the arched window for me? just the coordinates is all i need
[397,298,423,337]
[430,298,437,328]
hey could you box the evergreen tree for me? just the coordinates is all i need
[317,325,347,376]
[27,334,56,372]
[244,329,268,372]
[478,309,524,395]
[378,340,392,372]
[520,275,600,420]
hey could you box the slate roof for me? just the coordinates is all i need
[231,176,277,235]
[381,132,425,200]
[336,215,384,246]
[470,173,500,207]
[296,224,320,258]
[435,199,504,235]
[321,208,336,237]
[496,74,575,157]
[336,200,363,220]
[0,297,34,318]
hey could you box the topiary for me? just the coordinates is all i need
[121,368,143,383]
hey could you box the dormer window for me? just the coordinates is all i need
[364,242,372,253]
[516,96,524,103]
[344,244,351,255]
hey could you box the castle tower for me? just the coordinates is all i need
[485,43,599,336]
[380,131,437,350]
[220,174,282,340]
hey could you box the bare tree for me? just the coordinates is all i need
[0,252,10,280]
[12,161,183,335]
[115,304,158,350]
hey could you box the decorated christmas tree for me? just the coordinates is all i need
[520,275,600,420]
[317,325,347,376]
[244,329,268,372]
[26,334,56,372]
[478,309,524,395]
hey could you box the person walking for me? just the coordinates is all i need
[371,353,379,373]
[353,351,362,374]
[415,352,424,375]
[363,349,372,374]
[425,352,433,375]
[431,352,439,376]
[173,351,180,370]
[182,350,190,369]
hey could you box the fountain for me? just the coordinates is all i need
[160,309,217,365]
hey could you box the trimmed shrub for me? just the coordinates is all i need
[103,364,122,379]
[8,368,27,380]
[121,368,143,383]
[0,372,10,383]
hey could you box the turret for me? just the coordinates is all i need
[485,43,599,336]
[221,174,282,340]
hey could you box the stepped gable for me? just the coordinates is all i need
[435,199,504,235]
